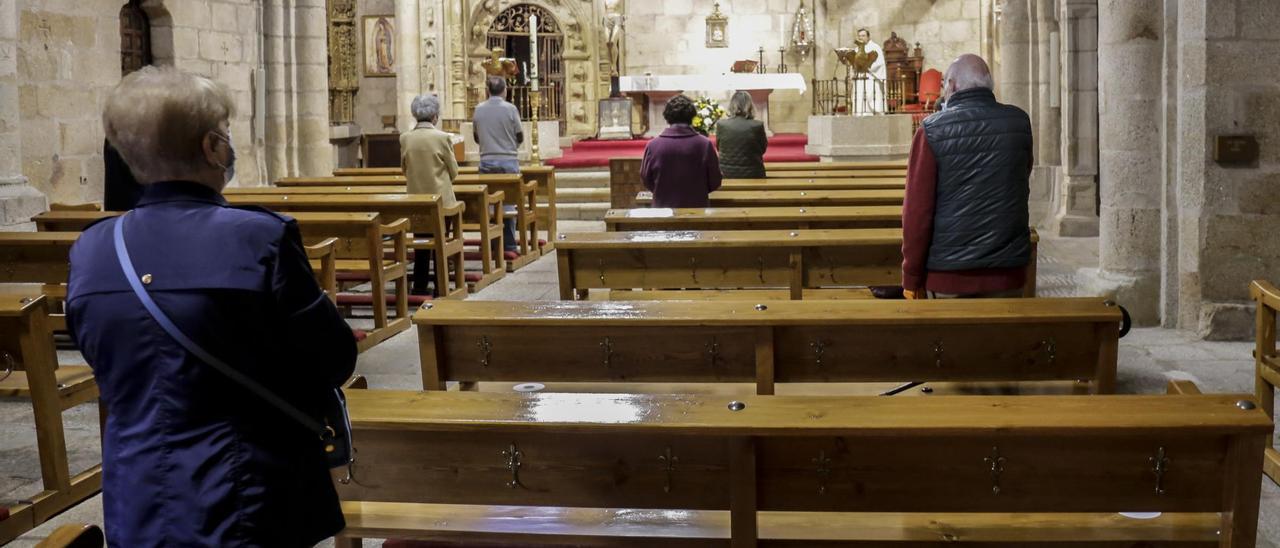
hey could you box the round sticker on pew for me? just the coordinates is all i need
[513,383,546,393]
[1118,512,1161,520]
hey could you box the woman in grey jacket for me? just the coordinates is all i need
[715,91,768,179]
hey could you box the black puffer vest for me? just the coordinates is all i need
[921,87,1033,271]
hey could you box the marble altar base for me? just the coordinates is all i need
[805,114,914,162]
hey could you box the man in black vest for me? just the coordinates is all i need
[901,54,1033,299]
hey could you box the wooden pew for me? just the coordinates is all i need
[0,294,102,545]
[335,165,560,253]
[29,211,413,351]
[604,206,903,232]
[453,185,506,291]
[414,298,1122,394]
[721,178,906,191]
[34,524,104,548]
[223,194,468,300]
[709,189,904,208]
[766,169,908,179]
[764,160,908,171]
[1250,279,1280,485]
[264,175,543,271]
[333,389,1271,547]
[557,228,1040,301]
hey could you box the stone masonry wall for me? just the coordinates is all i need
[355,0,398,134]
[625,0,987,135]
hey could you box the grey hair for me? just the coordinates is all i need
[410,94,441,123]
[728,91,754,119]
[102,66,235,184]
[946,54,996,92]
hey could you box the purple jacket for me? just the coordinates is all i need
[640,124,723,208]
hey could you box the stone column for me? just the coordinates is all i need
[1081,0,1164,324]
[0,0,46,230]
[997,0,1032,112]
[396,0,421,133]
[263,0,294,181]
[296,0,333,176]
[1050,0,1100,236]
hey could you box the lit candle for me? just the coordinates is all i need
[530,14,539,92]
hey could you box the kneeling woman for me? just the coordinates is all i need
[640,94,723,208]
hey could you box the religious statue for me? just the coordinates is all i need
[602,0,625,78]
[374,17,395,74]
[790,3,814,57]
[480,46,519,79]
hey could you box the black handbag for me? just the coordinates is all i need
[111,213,355,473]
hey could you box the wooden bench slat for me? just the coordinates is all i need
[341,502,1219,544]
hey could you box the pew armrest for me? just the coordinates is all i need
[305,238,339,302]
[34,523,104,548]
[1252,280,1280,310]
[441,202,466,242]
[1166,380,1203,395]
[380,218,412,265]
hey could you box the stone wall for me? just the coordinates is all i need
[354,0,397,133]
[625,0,990,135]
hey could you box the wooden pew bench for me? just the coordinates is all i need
[334,165,559,253]
[604,206,903,232]
[265,175,544,271]
[709,189,905,208]
[764,160,908,171]
[766,169,908,179]
[0,293,101,545]
[555,228,1039,300]
[720,178,906,191]
[333,389,1272,547]
[223,193,468,300]
[453,185,506,291]
[1250,279,1280,485]
[28,211,407,351]
[414,298,1121,394]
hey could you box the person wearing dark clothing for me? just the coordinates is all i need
[715,91,768,179]
[901,54,1033,299]
[69,66,356,547]
[640,95,723,208]
[103,140,143,211]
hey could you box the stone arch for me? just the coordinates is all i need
[465,0,600,136]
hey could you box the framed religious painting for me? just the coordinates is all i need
[363,15,396,77]
[705,2,728,48]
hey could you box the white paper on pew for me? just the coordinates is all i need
[626,208,674,218]
[1118,512,1162,519]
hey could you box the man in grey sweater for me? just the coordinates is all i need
[473,76,522,252]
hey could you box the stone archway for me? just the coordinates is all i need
[464,0,602,137]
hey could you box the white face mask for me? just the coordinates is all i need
[212,130,236,184]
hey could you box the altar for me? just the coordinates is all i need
[619,73,806,138]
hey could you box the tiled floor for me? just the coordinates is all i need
[4,227,1278,546]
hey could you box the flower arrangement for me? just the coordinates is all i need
[691,97,727,136]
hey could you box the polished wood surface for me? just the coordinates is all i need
[763,161,908,171]
[604,206,903,231]
[34,523,104,548]
[454,185,506,290]
[708,189,905,208]
[560,228,902,249]
[766,169,907,179]
[336,389,1269,546]
[412,298,1122,394]
[1251,279,1280,486]
[720,178,905,191]
[0,294,102,545]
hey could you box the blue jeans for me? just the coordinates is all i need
[479,158,521,252]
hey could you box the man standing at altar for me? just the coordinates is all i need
[854,28,887,114]
[900,54,1033,299]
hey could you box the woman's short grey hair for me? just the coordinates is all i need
[728,91,755,119]
[411,94,441,123]
[102,66,235,184]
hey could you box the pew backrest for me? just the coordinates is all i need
[604,206,903,231]
[1250,279,1280,485]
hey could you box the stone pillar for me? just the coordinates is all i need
[0,0,46,230]
[263,0,294,181]
[396,0,421,133]
[1081,0,1164,324]
[296,0,332,176]
[997,0,1032,112]
[1028,0,1061,223]
[1050,0,1100,236]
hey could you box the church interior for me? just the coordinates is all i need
[1,0,1280,545]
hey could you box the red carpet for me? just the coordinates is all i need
[546,133,818,169]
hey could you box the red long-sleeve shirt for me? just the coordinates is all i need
[901,128,1027,295]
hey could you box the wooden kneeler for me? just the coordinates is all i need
[1250,280,1280,485]
[0,294,102,545]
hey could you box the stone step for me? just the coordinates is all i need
[554,170,610,189]
[556,187,610,204]
[555,202,610,222]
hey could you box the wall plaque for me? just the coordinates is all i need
[1213,135,1258,166]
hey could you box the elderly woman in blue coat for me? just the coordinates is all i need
[66,67,357,547]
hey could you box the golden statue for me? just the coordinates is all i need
[481,47,519,79]
[835,42,878,75]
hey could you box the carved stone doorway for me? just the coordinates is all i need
[485,4,564,124]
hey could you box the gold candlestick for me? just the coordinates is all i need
[529,85,542,166]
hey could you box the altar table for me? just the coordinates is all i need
[619,73,807,138]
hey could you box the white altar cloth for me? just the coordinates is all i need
[620,73,806,137]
